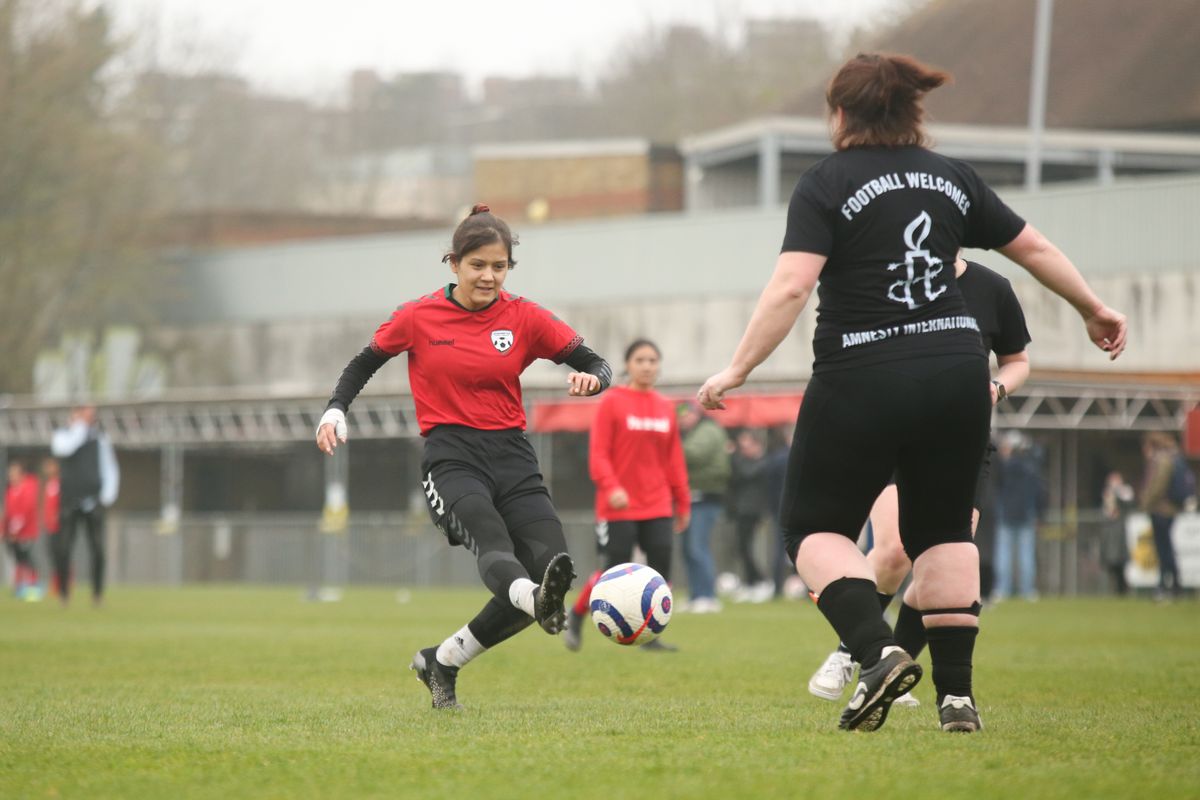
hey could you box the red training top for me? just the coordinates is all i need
[372,286,582,436]
[42,476,60,534]
[4,474,41,541]
[589,386,690,522]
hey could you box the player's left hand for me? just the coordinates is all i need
[567,372,600,396]
[673,511,691,534]
[697,367,745,410]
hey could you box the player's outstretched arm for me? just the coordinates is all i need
[317,346,393,454]
[698,251,824,409]
[998,224,1127,360]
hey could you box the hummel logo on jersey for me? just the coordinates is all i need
[491,329,514,352]
[887,211,947,309]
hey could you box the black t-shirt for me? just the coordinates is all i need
[781,146,1026,372]
[958,260,1031,357]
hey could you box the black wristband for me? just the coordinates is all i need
[992,380,1008,402]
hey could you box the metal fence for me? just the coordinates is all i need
[3,508,1176,599]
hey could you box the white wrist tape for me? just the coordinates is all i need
[317,408,347,440]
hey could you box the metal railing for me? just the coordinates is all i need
[4,508,1177,599]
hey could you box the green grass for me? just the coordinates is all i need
[1,588,1197,800]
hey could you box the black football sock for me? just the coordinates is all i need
[817,577,895,670]
[926,626,978,703]
[893,602,927,658]
[835,593,895,656]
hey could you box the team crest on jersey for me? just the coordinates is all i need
[491,329,514,353]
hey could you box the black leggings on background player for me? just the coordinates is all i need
[699,54,1125,733]
[317,204,611,709]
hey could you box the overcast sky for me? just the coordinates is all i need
[105,0,906,100]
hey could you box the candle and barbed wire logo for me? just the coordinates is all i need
[887,211,947,309]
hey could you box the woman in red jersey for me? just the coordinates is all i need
[316,204,611,710]
[563,339,691,653]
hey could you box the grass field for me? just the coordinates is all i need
[1,587,1197,800]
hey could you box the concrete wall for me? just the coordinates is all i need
[154,173,1200,396]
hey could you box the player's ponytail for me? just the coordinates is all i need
[442,203,519,266]
[826,53,950,150]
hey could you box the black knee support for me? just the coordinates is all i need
[919,601,982,617]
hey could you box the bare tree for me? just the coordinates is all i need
[0,0,166,394]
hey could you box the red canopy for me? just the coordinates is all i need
[530,391,803,433]
[1186,405,1200,457]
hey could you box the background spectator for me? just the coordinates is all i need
[726,428,772,603]
[677,401,730,613]
[1100,470,1135,596]
[51,405,120,608]
[992,431,1045,602]
[4,459,42,600]
[1139,432,1187,601]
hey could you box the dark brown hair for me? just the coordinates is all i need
[442,203,518,266]
[624,338,661,363]
[826,53,949,150]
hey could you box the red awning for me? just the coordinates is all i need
[1186,405,1200,457]
[530,391,803,433]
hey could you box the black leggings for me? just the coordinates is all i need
[459,516,568,649]
[6,539,35,573]
[421,426,570,649]
[601,517,673,580]
[55,507,106,599]
[781,355,992,562]
[733,514,765,585]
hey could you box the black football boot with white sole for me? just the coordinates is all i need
[838,645,923,731]
[410,647,462,710]
[534,553,576,635]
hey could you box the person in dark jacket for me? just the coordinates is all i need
[1139,432,1184,600]
[991,432,1043,601]
[50,405,120,607]
[677,401,730,613]
[727,429,772,602]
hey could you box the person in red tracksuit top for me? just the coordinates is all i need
[4,460,41,598]
[316,204,611,710]
[564,339,691,653]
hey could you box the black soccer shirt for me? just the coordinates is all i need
[781,145,1026,372]
[958,260,1031,357]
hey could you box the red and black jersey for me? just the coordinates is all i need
[371,286,582,435]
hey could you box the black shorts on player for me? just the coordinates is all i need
[421,425,570,615]
[781,354,992,563]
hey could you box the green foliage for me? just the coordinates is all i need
[1,588,1197,799]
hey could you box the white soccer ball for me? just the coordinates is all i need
[589,563,673,646]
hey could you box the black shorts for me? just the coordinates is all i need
[420,425,558,547]
[887,438,996,509]
[781,355,992,562]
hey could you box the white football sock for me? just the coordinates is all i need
[509,577,538,617]
[436,625,485,669]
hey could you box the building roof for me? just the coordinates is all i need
[680,116,1200,173]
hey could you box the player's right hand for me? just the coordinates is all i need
[316,408,348,455]
[697,367,745,410]
[1083,305,1127,360]
[609,487,629,509]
